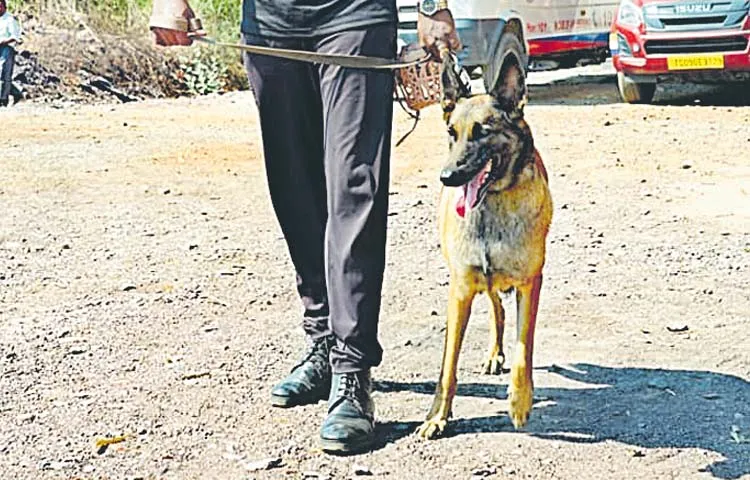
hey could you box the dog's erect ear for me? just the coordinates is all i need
[490,60,526,113]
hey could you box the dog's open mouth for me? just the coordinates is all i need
[455,158,494,218]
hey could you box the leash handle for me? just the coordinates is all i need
[438,44,471,123]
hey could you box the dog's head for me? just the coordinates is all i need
[439,58,534,216]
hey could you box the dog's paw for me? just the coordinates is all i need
[508,380,534,429]
[482,353,505,375]
[416,417,447,440]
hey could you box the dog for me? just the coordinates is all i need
[417,57,553,439]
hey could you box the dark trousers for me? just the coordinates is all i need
[243,24,395,373]
[0,45,15,103]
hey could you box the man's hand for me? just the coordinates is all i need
[150,0,202,47]
[417,9,461,60]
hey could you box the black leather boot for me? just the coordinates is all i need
[270,335,333,408]
[320,370,375,453]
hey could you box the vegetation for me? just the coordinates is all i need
[13,0,247,96]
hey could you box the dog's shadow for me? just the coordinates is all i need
[373,363,750,479]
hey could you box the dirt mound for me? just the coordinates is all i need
[9,13,250,107]
[11,19,186,106]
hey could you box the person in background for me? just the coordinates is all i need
[0,0,21,107]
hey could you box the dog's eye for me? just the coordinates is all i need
[447,126,457,141]
[471,123,492,139]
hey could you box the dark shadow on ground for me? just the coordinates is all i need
[374,364,750,479]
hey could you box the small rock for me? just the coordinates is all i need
[68,346,88,355]
[666,323,689,333]
[353,465,373,476]
[49,461,67,471]
[122,284,137,292]
[17,413,35,423]
[244,457,282,471]
[181,371,210,381]
[681,163,692,169]
[702,393,720,400]
[163,189,171,195]
[471,466,497,477]
[632,449,645,458]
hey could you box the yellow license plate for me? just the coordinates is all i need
[667,55,724,70]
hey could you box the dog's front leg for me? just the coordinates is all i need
[508,274,542,429]
[417,279,475,440]
[483,291,506,375]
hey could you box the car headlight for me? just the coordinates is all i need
[617,0,644,27]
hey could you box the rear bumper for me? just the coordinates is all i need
[611,28,750,80]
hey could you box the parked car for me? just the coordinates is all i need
[610,0,750,103]
[396,0,619,92]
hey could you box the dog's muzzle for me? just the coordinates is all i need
[440,160,489,187]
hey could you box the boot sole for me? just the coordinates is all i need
[270,390,328,408]
[320,434,375,454]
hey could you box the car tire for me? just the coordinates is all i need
[617,72,656,104]
[483,32,527,96]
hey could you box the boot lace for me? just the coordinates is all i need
[292,338,330,377]
[336,372,360,402]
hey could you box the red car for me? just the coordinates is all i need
[610,0,750,103]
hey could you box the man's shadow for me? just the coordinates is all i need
[373,364,750,479]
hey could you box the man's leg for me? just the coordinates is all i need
[243,36,333,407]
[0,46,14,106]
[315,23,396,452]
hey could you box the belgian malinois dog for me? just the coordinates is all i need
[417,57,553,439]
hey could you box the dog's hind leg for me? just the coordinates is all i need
[482,291,505,375]
[508,274,542,429]
[417,279,475,440]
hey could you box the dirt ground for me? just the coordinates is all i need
[1,79,749,480]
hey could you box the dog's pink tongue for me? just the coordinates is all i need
[454,171,483,218]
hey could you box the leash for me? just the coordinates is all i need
[149,16,467,145]
[150,16,431,70]
[192,36,432,70]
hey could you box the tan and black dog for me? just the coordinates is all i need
[417,59,553,439]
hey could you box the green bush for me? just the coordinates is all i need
[15,0,242,40]
[14,0,248,96]
[175,48,225,95]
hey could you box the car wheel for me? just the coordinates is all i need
[483,32,527,97]
[617,72,656,104]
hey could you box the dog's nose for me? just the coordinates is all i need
[440,168,465,187]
